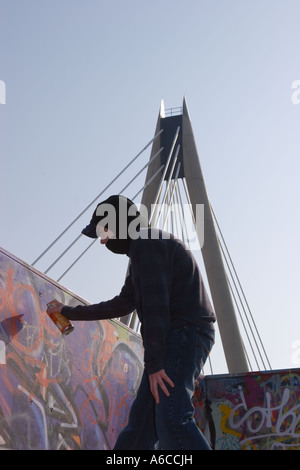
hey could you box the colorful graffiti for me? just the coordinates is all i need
[194,369,300,450]
[1,247,300,450]
[0,248,144,449]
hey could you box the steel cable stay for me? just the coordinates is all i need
[57,161,166,285]
[56,155,165,283]
[152,146,180,227]
[117,142,182,331]
[165,179,181,239]
[57,238,97,283]
[29,92,273,377]
[31,129,164,267]
[132,164,165,200]
[55,127,180,283]
[146,176,215,375]
[170,182,180,241]
[172,178,270,372]
[107,126,181,334]
[176,180,211,374]
[219,238,263,371]
[167,179,215,374]
[155,162,182,234]
[149,126,180,226]
[180,176,270,371]
[175,181,190,247]
[44,234,83,275]
[32,121,270,374]
[175,179,193,249]
[124,174,196,324]
[44,146,164,276]
[114,150,179,330]
[217,238,258,371]
[45,126,181,281]
[181,178,200,249]
[210,204,272,371]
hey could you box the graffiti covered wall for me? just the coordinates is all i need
[0,248,144,450]
[194,368,300,450]
[1,247,299,450]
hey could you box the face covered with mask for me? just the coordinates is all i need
[81,195,145,255]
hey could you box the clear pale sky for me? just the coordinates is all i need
[1,0,300,374]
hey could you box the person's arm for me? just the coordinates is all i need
[47,272,135,321]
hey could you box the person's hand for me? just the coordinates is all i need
[46,299,65,315]
[149,369,174,404]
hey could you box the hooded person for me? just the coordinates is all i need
[46,193,216,451]
[81,194,147,254]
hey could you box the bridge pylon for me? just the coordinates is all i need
[141,97,249,374]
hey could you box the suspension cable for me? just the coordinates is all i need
[153,145,180,227]
[55,148,167,283]
[210,204,272,370]
[149,127,180,225]
[57,239,97,283]
[44,147,164,275]
[32,129,163,266]
[162,163,181,230]
[132,164,165,200]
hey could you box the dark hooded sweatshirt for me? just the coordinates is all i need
[62,228,216,374]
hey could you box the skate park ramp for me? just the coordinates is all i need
[0,247,144,450]
[1,246,300,450]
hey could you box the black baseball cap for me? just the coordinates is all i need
[81,195,139,239]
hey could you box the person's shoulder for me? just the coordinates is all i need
[130,228,173,254]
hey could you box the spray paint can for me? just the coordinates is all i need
[46,303,74,335]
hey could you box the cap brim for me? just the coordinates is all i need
[81,223,98,239]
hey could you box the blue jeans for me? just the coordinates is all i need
[113,325,215,450]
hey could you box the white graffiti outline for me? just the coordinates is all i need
[228,387,300,449]
[18,385,49,450]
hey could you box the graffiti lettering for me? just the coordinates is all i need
[0,248,143,449]
[2,248,300,451]
[227,387,300,448]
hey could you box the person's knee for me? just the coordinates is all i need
[156,401,192,437]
